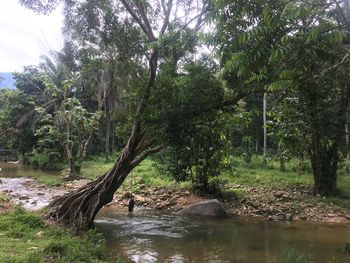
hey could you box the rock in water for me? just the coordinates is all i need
[177,199,230,217]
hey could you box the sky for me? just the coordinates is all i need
[0,0,64,72]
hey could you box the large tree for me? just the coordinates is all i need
[21,0,217,229]
[214,0,350,196]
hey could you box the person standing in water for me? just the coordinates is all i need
[128,195,135,212]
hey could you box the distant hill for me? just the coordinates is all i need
[0,73,15,89]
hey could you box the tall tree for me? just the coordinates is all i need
[214,0,350,196]
[20,0,213,229]
[63,0,145,157]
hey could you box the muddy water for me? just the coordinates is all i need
[96,209,350,263]
[0,162,64,210]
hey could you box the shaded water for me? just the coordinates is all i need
[96,209,350,263]
[0,161,57,179]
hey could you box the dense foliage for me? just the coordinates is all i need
[1,0,350,197]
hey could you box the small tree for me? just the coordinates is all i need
[35,77,101,178]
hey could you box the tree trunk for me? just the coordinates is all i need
[48,120,142,230]
[346,122,350,159]
[255,128,259,153]
[105,111,111,158]
[309,81,350,196]
[309,126,338,196]
[111,120,115,154]
[47,50,160,230]
[263,93,267,162]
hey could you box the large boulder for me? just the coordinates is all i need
[177,199,230,217]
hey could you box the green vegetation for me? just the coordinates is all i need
[80,155,350,210]
[2,0,349,229]
[81,157,174,188]
[269,249,310,263]
[343,242,350,254]
[34,175,64,188]
[222,156,314,189]
[0,0,349,261]
[222,156,350,209]
[0,208,111,263]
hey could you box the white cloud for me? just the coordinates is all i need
[0,0,64,72]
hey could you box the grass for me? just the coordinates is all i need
[34,175,64,187]
[18,152,350,210]
[222,155,350,209]
[0,207,114,263]
[81,156,175,190]
[80,154,350,210]
[0,192,10,202]
[221,155,314,189]
[269,248,311,263]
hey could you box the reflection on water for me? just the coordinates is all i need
[96,209,350,263]
[0,161,58,179]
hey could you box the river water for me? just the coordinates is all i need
[0,162,349,262]
[96,209,350,263]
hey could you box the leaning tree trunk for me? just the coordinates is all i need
[47,50,160,230]
[48,121,141,229]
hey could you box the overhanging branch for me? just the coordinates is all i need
[131,144,164,168]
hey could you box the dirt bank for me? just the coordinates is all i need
[1,177,349,223]
[104,183,350,224]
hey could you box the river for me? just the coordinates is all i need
[1,162,349,262]
[96,209,350,263]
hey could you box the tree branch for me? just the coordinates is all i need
[160,0,173,36]
[120,0,154,41]
[131,144,164,168]
[134,135,156,157]
[136,1,157,41]
[318,51,350,77]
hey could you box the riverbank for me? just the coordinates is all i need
[1,159,350,263]
[105,184,350,224]
[80,156,350,223]
[1,157,350,224]
[2,175,349,224]
[0,195,119,263]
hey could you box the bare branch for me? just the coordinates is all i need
[318,51,350,76]
[134,134,156,157]
[179,4,211,33]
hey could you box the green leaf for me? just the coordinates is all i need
[268,80,291,91]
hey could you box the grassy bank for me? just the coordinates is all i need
[81,157,175,189]
[221,156,350,209]
[79,154,350,210]
[0,208,118,263]
[20,153,350,211]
